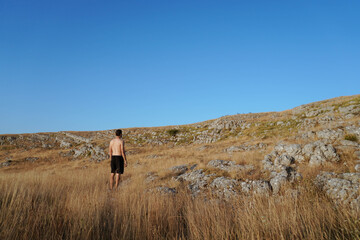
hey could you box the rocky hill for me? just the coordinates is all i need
[1,94,360,208]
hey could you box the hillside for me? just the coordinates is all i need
[1,94,360,239]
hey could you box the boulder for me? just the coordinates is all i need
[71,143,107,162]
[303,141,340,166]
[316,129,343,142]
[339,105,359,115]
[207,159,254,172]
[210,177,239,198]
[269,167,302,194]
[345,126,360,137]
[224,143,267,153]
[174,169,215,196]
[314,172,360,208]
[25,157,39,162]
[240,180,271,195]
[169,165,188,174]
[1,160,11,167]
[145,172,158,183]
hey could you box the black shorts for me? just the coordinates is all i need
[111,155,124,174]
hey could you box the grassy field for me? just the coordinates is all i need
[1,162,360,240]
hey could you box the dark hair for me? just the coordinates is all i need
[115,129,122,137]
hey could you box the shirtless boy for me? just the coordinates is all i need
[109,129,127,190]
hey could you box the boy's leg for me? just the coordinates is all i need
[115,173,120,189]
[109,173,115,190]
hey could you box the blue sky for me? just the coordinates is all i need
[0,0,359,134]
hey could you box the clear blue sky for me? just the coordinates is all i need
[1,0,359,134]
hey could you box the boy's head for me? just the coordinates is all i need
[115,129,122,137]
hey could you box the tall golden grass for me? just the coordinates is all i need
[1,167,359,240]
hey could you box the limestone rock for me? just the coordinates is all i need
[240,180,271,195]
[345,126,360,137]
[316,129,343,142]
[314,172,360,208]
[224,143,267,153]
[71,143,106,162]
[174,169,215,196]
[145,172,158,183]
[339,105,359,115]
[207,159,254,172]
[303,141,340,166]
[156,186,176,195]
[1,160,11,167]
[169,165,188,174]
[210,177,239,198]
[25,157,39,162]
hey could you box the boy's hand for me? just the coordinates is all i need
[125,161,127,167]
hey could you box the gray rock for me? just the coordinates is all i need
[169,165,188,174]
[1,160,11,167]
[71,143,107,162]
[145,172,158,183]
[175,169,215,196]
[284,144,302,155]
[303,141,340,165]
[224,146,242,153]
[59,140,72,148]
[316,129,343,142]
[240,180,271,195]
[207,159,254,172]
[354,151,360,159]
[224,143,267,153]
[301,131,316,140]
[60,132,91,143]
[270,174,287,194]
[306,109,321,117]
[273,143,304,163]
[156,186,176,195]
[25,157,39,162]
[269,167,302,194]
[274,154,295,167]
[314,172,360,207]
[339,105,359,115]
[345,126,360,137]
[210,177,239,198]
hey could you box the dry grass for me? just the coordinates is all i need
[1,165,360,240]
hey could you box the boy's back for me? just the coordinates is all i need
[110,138,124,156]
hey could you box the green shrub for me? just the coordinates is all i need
[167,129,179,137]
[344,134,358,142]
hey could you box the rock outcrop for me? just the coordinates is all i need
[315,172,360,209]
[207,160,254,172]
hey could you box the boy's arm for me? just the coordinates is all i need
[121,140,127,167]
[109,141,113,159]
